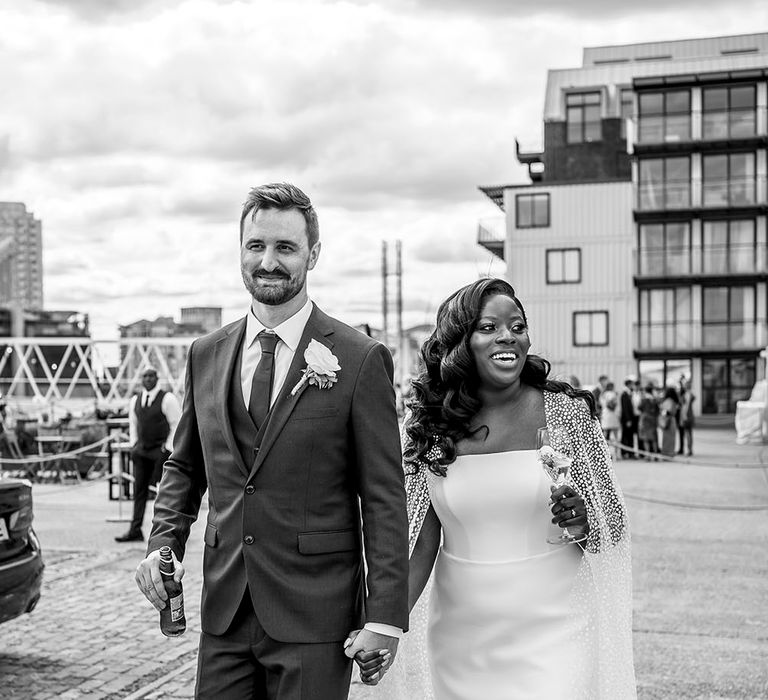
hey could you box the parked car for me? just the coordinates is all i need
[0,478,44,624]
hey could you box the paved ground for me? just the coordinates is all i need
[0,427,766,699]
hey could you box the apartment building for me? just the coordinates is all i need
[479,32,768,416]
[0,202,43,309]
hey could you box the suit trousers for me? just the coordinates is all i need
[128,446,167,535]
[195,591,354,700]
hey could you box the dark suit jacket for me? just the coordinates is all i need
[148,305,409,642]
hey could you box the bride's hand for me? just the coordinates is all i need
[344,629,391,685]
[550,485,588,533]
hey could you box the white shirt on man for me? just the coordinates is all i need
[128,385,181,453]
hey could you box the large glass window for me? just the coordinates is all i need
[638,287,692,350]
[702,85,756,140]
[546,248,581,284]
[702,219,756,274]
[516,193,550,228]
[638,222,691,276]
[702,152,756,207]
[637,90,691,143]
[702,285,757,349]
[566,92,601,143]
[702,356,756,413]
[573,311,608,347]
[638,157,690,210]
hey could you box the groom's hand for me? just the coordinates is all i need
[344,628,398,683]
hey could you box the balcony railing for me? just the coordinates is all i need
[630,107,766,146]
[477,217,506,260]
[635,243,768,278]
[635,320,767,352]
[636,175,766,211]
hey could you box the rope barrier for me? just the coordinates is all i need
[623,492,768,511]
[607,440,768,470]
[0,434,120,465]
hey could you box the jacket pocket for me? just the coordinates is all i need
[204,523,218,548]
[291,407,339,421]
[297,528,357,555]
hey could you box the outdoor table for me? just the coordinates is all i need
[35,435,66,483]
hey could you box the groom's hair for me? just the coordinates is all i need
[239,182,319,248]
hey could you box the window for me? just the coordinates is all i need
[702,85,756,139]
[702,356,756,413]
[702,219,756,274]
[702,152,755,207]
[637,90,690,143]
[566,92,601,143]
[573,311,608,346]
[516,193,550,228]
[702,285,757,349]
[546,248,581,284]
[638,287,692,350]
[620,88,634,139]
[638,222,691,276]
[638,157,690,210]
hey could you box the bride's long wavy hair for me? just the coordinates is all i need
[404,277,596,476]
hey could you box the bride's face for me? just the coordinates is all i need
[469,294,530,391]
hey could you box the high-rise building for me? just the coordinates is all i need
[479,32,768,416]
[0,202,43,309]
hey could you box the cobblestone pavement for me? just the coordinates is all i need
[1,427,766,699]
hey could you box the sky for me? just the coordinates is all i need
[1,0,767,339]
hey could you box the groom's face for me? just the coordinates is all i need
[240,207,320,306]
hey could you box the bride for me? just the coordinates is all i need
[353,277,636,699]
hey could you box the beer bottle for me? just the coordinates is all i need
[158,546,186,637]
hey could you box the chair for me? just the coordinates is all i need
[59,427,84,483]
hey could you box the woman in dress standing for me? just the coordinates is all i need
[600,381,621,458]
[637,384,660,460]
[659,386,680,457]
[354,278,635,699]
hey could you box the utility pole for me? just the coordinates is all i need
[381,241,389,349]
[395,240,404,389]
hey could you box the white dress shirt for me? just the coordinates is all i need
[241,299,401,640]
[128,385,182,453]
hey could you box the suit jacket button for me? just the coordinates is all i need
[245,485,255,495]
[243,535,254,545]
[253,446,260,455]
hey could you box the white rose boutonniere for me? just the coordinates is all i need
[290,339,341,396]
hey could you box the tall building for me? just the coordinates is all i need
[0,202,43,309]
[180,306,222,334]
[479,32,768,416]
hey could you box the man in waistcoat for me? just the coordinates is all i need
[134,183,408,699]
[115,367,181,543]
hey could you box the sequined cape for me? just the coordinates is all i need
[359,390,637,700]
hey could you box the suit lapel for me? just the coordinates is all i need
[214,317,250,478]
[249,306,335,478]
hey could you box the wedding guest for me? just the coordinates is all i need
[620,376,639,459]
[677,380,695,456]
[637,384,660,460]
[659,386,680,457]
[600,381,621,458]
[357,278,636,698]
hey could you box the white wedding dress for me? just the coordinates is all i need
[426,449,589,700]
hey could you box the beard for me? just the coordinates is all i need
[241,266,307,306]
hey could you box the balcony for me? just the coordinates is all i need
[635,319,767,353]
[634,243,768,281]
[477,217,506,260]
[636,175,767,212]
[629,107,767,149]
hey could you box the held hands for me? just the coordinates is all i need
[134,548,185,611]
[550,484,589,536]
[344,629,397,686]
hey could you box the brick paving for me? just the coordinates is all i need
[0,427,766,699]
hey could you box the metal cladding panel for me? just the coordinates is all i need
[503,182,635,387]
[544,51,768,120]
[584,33,768,65]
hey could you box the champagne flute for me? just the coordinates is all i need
[536,426,586,545]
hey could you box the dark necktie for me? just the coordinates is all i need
[248,330,279,428]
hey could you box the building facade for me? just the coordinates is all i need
[0,202,43,310]
[480,32,768,416]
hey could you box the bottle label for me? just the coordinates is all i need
[169,594,184,622]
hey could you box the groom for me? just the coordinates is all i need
[135,183,409,699]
